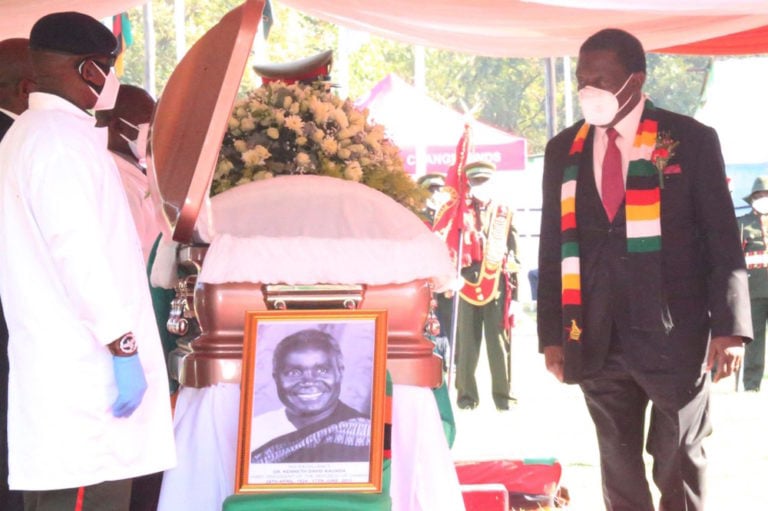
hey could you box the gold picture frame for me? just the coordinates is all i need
[235,309,389,494]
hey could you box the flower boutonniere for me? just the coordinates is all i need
[651,131,680,188]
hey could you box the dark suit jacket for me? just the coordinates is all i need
[537,105,752,381]
[0,110,13,350]
[0,111,13,140]
[0,109,13,384]
[0,109,19,509]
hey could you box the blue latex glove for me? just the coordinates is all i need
[111,354,148,418]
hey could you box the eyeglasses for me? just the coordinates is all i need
[75,56,116,76]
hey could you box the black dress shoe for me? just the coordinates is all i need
[495,397,518,411]
[457,399,478,410]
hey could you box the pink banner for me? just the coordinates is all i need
[400,142,526,174]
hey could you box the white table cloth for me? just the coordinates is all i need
[157,383,465,511]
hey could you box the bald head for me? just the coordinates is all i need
[96,84,156,162]
[0,38,35,114]
[109,84,156,123]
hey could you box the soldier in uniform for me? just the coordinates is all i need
[417,173,447,225]
[738,176,768,391]
[454,161,520,411]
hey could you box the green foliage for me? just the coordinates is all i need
[644,54,711,116]
[348,37,413,99]
[121,0,246,97]
[264,3,338,64]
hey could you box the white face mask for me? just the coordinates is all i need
[469,183,492,203]
[753,197,768,215]
[426,190,450,211]
[82,61,120,111]
[577,74,633,126]
[119,117,150,163]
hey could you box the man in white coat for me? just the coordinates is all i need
[0,12,175,510]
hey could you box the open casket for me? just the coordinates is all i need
[147,0,454,390]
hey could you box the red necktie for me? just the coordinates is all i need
[602,127,624,221]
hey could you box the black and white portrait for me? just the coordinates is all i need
[243,316,379,486]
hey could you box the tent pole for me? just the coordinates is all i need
[563,56,573,127]
[414,45,427,176]
[143,2,156,97]
[174,0,186,63]
[446,228,464,390]
[544,57,558,140]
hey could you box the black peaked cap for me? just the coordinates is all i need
[30,12,118,57]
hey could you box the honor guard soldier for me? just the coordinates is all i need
[454,161,520,411]
[738,176,768,391]
[417,173,447,226]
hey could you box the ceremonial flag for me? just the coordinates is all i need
[112,12,133,77]
[432,124,472,258]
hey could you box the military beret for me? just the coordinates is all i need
[417,173,446,189]
[30,12,118,57]
[464,160,495,181]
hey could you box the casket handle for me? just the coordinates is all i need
[167,275,197,335]
[262,284,365,310]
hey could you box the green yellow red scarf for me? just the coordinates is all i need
[560,100,664,380]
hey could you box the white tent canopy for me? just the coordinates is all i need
[0,0,145,39]
[2,0,768,57]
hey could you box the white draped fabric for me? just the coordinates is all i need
[278,0,768,57]
[157,384,465,511]
[198,175,455,290]
[2,0,768,56]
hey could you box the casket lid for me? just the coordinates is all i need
[147,0,264,243]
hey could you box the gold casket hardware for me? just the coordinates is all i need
[167,275,198,336]
[263,284,364,310]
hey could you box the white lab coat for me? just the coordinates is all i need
[112,153,162,265]
[0,93,175,490]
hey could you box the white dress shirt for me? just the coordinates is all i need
[592,95,645,200]
[112,153,162,265]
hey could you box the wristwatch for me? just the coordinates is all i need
[109,333,138,357]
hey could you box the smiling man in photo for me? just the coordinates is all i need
[250,329,371,464]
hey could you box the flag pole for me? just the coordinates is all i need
[445,228,463,389]
[430,122,471,390]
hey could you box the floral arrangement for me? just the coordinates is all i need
[651,130,679,188]
[211,80,427,213]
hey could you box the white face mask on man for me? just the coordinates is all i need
[80,60,120,111]
[577,74,633,126]
[119,117,150,162]
[752,197,768,215]
[469,182,492,204]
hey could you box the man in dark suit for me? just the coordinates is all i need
[0,39,33,137]
[0,37,33,511]
[537,28,751,511]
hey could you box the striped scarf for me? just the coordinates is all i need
[559,100,663,380]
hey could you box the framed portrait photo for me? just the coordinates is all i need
[234,309,389,494]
